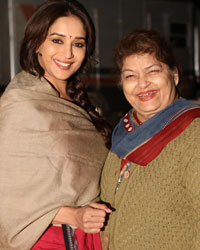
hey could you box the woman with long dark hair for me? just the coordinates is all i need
[0,1,112,249]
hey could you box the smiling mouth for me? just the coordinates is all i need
[137,90,157,97]
[54,59,72,68]
[136,90,158,101]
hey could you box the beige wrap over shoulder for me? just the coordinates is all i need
[0,71,108,250]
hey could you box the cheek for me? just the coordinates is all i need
[74,47,86,58]
[160,80,176,94]
[43,46,56,56]
[123,83,135,97]
[78,50,86,62]
[123,83,129,94]
[123,85,136,105]
[39,43,57,57]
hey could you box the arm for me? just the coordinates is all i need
[52,203,112,233]
[184,155,200,249]
[184,120,200,249]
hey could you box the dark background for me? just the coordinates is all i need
[1,0,200,127]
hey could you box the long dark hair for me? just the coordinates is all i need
[20,0,112,148]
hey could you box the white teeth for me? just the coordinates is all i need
[54,59,70,67]
[138,91,156,97]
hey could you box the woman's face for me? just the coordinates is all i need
[121,53,179,122]
[36,15,86,89]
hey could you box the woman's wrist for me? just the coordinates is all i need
[52,206,78,226]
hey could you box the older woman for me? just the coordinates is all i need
[100,30,200,250]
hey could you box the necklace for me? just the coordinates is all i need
[133,111,142,125]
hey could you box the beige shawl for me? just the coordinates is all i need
[0,71,108,250]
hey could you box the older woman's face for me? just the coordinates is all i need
[121,53,179,122]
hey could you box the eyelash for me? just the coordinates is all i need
[124,69,161,79]
[51,39,85,48]
[149,69,162,74]
[52,39,63,44]
[73,42,85,48]
[125,75,135,79]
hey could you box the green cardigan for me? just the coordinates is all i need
[101,118,200,250]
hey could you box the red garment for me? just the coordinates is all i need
[126,108,200,166]
[31,226,66,250]
[76,228,102,250]
[31,226,102,250]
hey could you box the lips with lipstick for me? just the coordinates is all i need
[54,59,72,70]
[137,90,157,101]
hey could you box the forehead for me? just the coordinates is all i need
[48,15,86,36]
[122,53,164,70]
[124,53,159,64]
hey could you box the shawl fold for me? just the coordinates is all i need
[111,98,200,166]
[0,71,108,250]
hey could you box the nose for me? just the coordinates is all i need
[137,74,150,89]
[63,42,73,59]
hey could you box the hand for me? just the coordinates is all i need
[74,202,112,233]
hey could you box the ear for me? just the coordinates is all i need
[173,67,179,86]
[35,48,42,56]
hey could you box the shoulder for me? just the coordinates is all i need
[187,118,200,151]
[0,71,91,130]
[1,71,58,105]
[184,118,200,141]
[173,117,200,167]
[3,71,39,93]
[103,152,121,172]
[172,117,200,149]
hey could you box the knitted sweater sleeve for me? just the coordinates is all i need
[100,152,120,205]
[184,119,200,249]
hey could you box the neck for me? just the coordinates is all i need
[136,96,180,123]
[44,77,72,101]
[133,112,142,125]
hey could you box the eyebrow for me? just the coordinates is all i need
[48,32,86,40]
[145,63,162,70]
[121,69,135,73]
[122,63,162,73]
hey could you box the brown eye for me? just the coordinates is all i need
[150,70,159,73]
[73,42,85,48]
[148,66,162,74]
[125,74,136,80]
[52,39,63,44]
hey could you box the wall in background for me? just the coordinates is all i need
[1,0,200,125]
